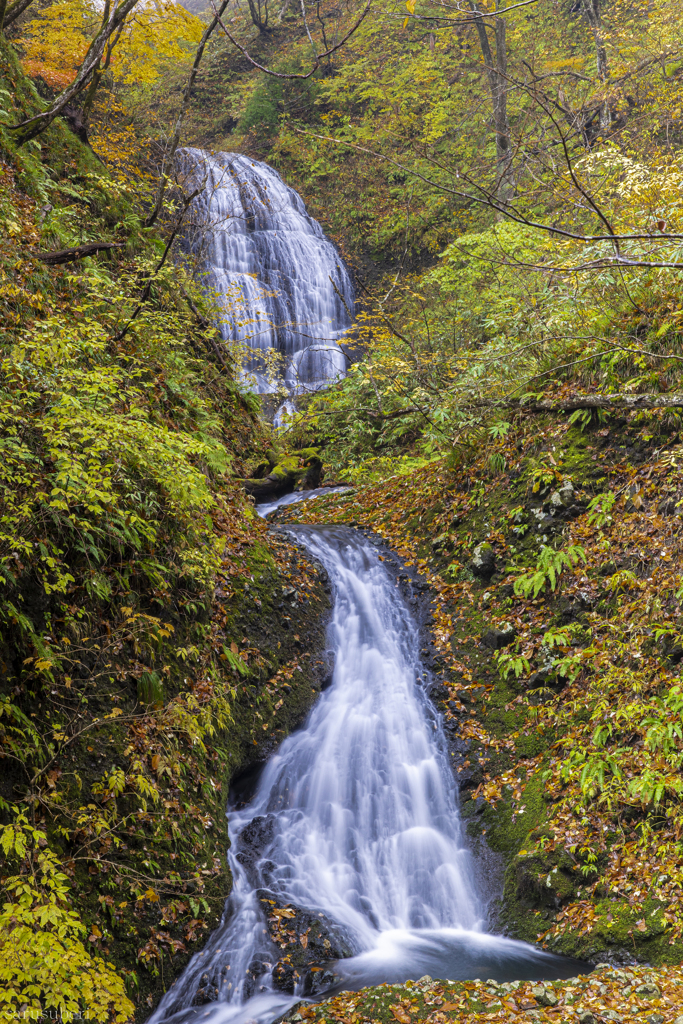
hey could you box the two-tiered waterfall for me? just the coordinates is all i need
[179,149,354,395]
[150,515,586,1024]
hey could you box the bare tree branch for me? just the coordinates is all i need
[211,0,372,80]
[115,188,202,341]
[289,126,683,255]
[467,393,683,413]
[401,0,541,24]
[145,0,231,228]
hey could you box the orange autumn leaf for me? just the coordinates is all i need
[390,1007,411,1023]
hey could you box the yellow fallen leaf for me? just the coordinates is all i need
[390,1006,411,1023]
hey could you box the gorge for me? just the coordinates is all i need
[6,1,683,1016]
[149,500,587,1024]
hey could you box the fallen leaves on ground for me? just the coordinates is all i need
[287,966,683,1023]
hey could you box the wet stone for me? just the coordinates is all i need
[635,982,661,998]
[481,623,517,650]
[257,891,353,996]
[235,815,277,876]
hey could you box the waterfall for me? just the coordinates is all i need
[179,148,354,395]
[150,514,586,1024]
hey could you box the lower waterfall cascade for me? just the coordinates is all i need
[149,499,588,1024]
[179,148,354,397]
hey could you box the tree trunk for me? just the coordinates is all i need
[81,3,125,121]
[3,0,38,28]
[247,0,269,33]
[470,0,514,209]
[32,242,122,265]
[581,0,610,133]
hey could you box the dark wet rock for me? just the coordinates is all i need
[470,543,496,578]
[536,514,560,534]
[243,958,272,999]
[431,532,452,552]
[507,850,578,918]
[656,631,683,666]
[527,666,554,689]
[658,496,682,516]
[558,592,593,622]
[272,959,298,994]
[235,815,277,874]
[257,891,354,996]
[193,971,219,1005]
[526,664,567,694]
[548,480,575,508]
[242,449,323,500]
[481,623,517,650]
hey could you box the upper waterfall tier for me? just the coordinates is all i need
[179,148,355,394]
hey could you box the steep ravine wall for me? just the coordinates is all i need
[0,41,340,1020]
[109,532,332,1019]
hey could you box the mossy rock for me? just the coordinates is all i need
[242,450,323,499]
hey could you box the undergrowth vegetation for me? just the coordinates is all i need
[282,408,683,967]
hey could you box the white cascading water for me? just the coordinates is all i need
[150,511,585,1024]
[179,149,354,397]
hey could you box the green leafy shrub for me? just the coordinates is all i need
[0,814,134,1022]
[513,544,587,599]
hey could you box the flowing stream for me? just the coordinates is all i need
[179,149,354,397]
[150,495,587,1024]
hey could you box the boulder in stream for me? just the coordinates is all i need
[256,890,353,996]
[241,448,323,500]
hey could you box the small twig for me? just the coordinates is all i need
[114,188,201,342]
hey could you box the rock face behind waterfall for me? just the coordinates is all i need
[179,148,354,394]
